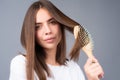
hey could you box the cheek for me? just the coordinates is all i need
[54,24,61,33]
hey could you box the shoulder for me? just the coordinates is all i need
[66,60,83,72]
[66,60,85,80]
[11,55,26,66]
[10,54,26,71]
[11,54,26,61]
[12,54,25,61]
[66,60,80,69]
[10,54,26,70]
[9,55,27,80]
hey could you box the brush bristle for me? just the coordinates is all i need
[84,34,94,51]
[73,25,94,50]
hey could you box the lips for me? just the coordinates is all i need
[44,37,55,43]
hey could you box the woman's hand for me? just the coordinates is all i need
[84,57,104,80]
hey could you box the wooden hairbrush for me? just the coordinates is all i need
[74,25,104,78]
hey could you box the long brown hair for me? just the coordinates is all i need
[21,0,89,80]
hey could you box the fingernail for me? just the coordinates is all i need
[98,74,104,79]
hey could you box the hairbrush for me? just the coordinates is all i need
[73,25,94,58]
[74,26,104,79]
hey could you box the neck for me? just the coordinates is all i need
[45,48,59,66]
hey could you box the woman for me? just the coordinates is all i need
[9,0,104,80]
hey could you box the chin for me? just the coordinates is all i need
[43,44,57,50]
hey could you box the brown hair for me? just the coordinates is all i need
[21,0,89,80]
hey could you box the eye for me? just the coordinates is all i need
[35,24,42,30]
[35,26,39,30]
[49,20,58,25]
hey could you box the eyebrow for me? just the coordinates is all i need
[35,17,55,25]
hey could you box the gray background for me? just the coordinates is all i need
[0,0,120,80]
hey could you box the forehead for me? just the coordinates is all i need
[36,8,52,23]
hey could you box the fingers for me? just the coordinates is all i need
[84,57,104,80]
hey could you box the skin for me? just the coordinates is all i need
[84,57,104,80]
[35,8,104,80]
[35,8,61,65]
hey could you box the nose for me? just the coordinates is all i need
[44,23,52,35]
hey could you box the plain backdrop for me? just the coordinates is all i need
[0,0,120,80]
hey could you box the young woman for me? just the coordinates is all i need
[9,0,104,80]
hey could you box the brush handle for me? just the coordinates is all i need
[82,47,94,58]
[83,47,104,79]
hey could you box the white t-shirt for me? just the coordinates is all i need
[9,55,85,80]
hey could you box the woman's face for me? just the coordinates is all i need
[35,8,61,50]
